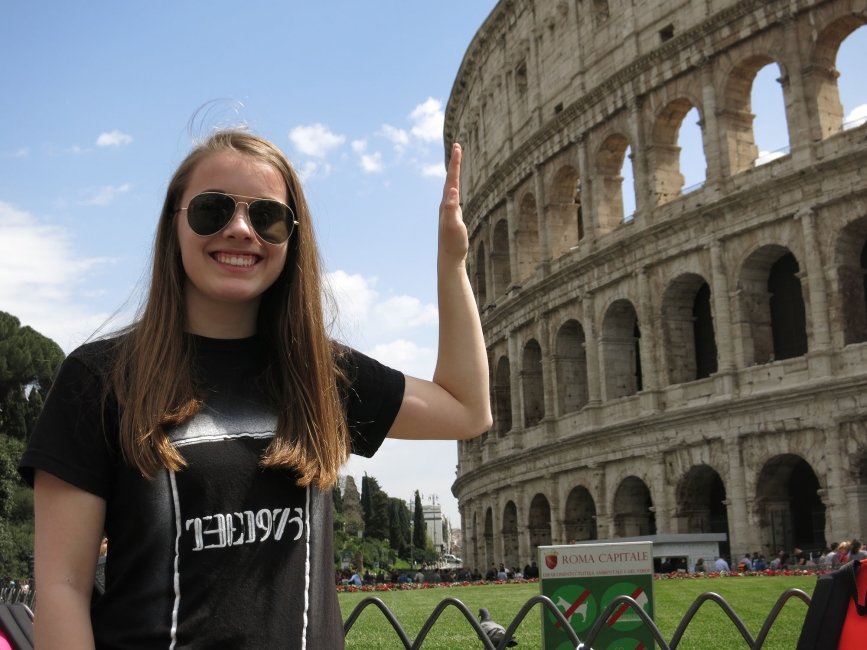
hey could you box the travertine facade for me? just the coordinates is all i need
[446,0,867,571]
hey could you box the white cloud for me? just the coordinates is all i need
[409,98,445,142]
[79,183,131,206]
[96,130,133,147]
[8,148,29,158]
[360,152,383,173]
[844,103,867,129]
[374,295,438,330]
[381,124,410,151]
[755,150,787,166]
[289,123,345,158]
[351,139,367,153]
[0,201,111,351]
[421,162,446,178]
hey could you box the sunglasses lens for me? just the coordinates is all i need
[186,193,236,236]
[249,201,292,245]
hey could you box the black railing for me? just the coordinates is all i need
[344,588,811,649]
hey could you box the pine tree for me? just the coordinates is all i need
[342,475,363,536]
[368,489,390,541]
[413,490,427,550]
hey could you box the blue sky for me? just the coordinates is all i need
[1,3,864,529]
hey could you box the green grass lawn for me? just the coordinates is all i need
[339,575,816,649]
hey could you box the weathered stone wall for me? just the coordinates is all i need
[447,0,867,571]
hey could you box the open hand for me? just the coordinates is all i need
[439,144,468,265]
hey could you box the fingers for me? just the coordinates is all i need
[443,143,462,203]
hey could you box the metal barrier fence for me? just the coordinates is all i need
[0,586,36,609]
[344,588,811,650]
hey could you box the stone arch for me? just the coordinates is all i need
[834,216,867,345]
[476,240,487,308]
[810,16,867,138]
[522,339,544,426]
[484,507,494,570]
[662,273,718,385]
[596,133,632,233]
[649,98,705,205]
[555,319,589,415]
[492,219,512,296]
[548,165,583,258]
[517,192,541,282]
[564,486,597,542]
[494,355,513,436]
[755,454,826,554]
[675,465,730,558]
[601,299,642,400]
[528,493,552,556]
[737,245,807,365]
[722,55,791,174]
[502,500,520,569]
[613,476,656,537]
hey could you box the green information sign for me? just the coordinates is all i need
[539,542,655,650]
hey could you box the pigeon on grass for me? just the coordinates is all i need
[478,608,518,647]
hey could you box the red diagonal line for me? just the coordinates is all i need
[554,589,591,628]
[636,644,646,650]
[607,587,644,626]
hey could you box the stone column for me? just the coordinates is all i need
[709,241,738,397]
[491,492,505,568]
[540,314,557,439]
[650,454,671,534]
[518,491,533,568]
[576,134,599,252]
[505,191,521,292]
[508,331,524,450]
[548,477,563,546]
[797,207,833,377]
[637,268,662,413]
[534,163,552,275]
[779,14,815,165]
[724,437,755,558]
[583,292,603,425]
[629,97,651,227]
[699,57,725,185]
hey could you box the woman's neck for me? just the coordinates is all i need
[184,291,260,339]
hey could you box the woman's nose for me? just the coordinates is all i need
[221,203,255,240]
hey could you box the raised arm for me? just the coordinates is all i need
[388,144,492,440]
[33,470,106,650]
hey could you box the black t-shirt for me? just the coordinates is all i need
[19,335,405,650]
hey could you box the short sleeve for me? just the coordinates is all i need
[337,347,405,458]
[18,351,119,500]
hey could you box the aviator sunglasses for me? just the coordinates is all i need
[177,192,298,245]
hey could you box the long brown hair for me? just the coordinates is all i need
[110,130,349,489]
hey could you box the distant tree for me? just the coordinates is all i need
[0,312,64,579]
[342,476,363,536]
[413,490,427,551]
[360,475,373,528]
[368,489,390,542]
[388,497,411,558]
[331,483,345,533]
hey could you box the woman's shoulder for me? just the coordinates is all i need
[66,334,126,367]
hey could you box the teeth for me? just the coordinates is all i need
[215,253,256,267]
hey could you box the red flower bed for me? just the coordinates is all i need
[652,569,828,580]
[336,578,538,593]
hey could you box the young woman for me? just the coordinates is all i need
[20,131,490,649]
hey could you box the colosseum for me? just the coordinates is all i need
[447,0,867,571]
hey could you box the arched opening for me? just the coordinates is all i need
[494,356,513,437]
[834,217,867,345]
[756,455,825,554]
[492,219,512,296]
[601,300,642,400]
[622,146,637,222]
[723,56,790,173]
[564,486,597,542]
[737,245,806,365]
[768,253,808,361]
[522,339,544,426]
[613,476,656,537]
[676,465,730,558]
[596,134,632,232]
[502,501,520,569]
[517,193,541,283]
[476,241,487,309]
[555,320,589,415]
[650,100,707,204]
[529,494,552,553]
[484,508,494,569]
[662,274,718,385]
[549,166,583,257]
[810,19,867,137]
